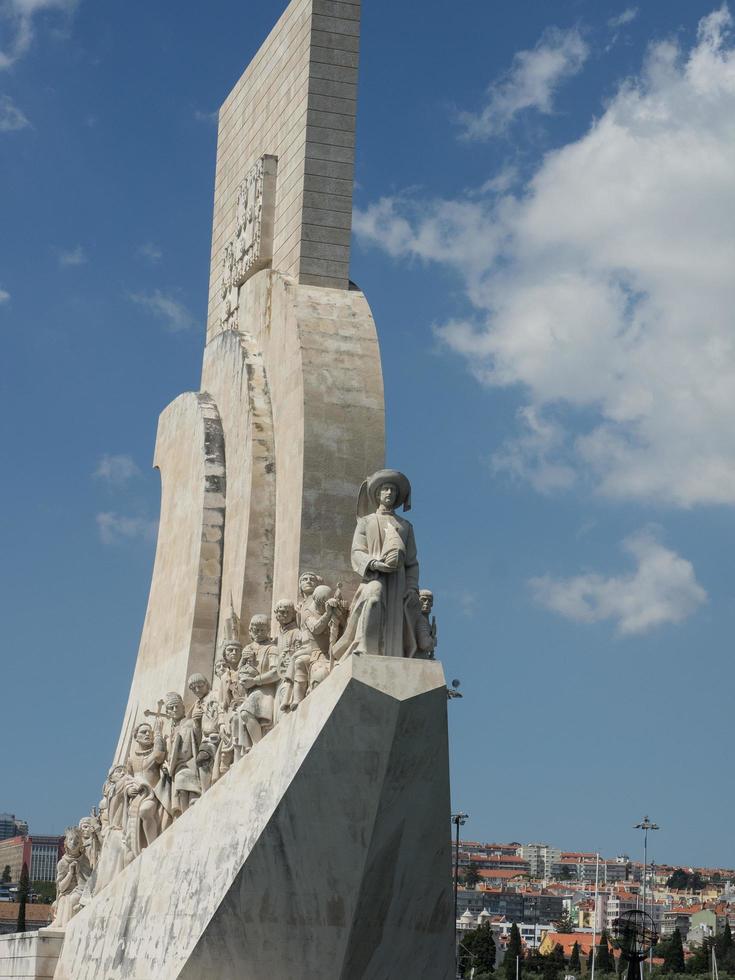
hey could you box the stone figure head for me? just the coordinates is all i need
[187,673,211,700]
[419,590,434,615]
[133,722,155,750]
[107,764,127,785]
[312,584,333,612]
[248,614,271,644]
[78,815,101,842]
[357,469,412,517]
[274,599,296,626]
[64,826,83,856]
[214,659,228,678]
[221,641,242,668]
[298,571,323,600]
[164,692,186,722]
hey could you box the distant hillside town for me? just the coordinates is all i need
[455,840,735,978]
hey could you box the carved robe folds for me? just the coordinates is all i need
[334,511,419,660]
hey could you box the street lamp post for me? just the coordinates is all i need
[634,817,659,922]
[453,812,469,977]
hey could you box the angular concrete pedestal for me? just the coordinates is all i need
[0,930,64,980]
[54,656,454,980]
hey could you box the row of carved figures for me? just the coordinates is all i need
[50,469,436,928]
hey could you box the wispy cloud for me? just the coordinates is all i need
[193,108,218,125]
[137,242,162,264]
[129,289,195,332]
[459,26,589,139]
[93,453,140,486]
[0,0,79,69]
[355,7,735,508]
[96,512,157,546]
[57,245,87,267]
[529,529,707,635]
[0,94,30,131]
[0,288,10,304]
[608,8,639,30]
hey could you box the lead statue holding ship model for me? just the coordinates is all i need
[334,469,422,661]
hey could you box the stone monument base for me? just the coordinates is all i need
[54,655,454,980]
[0,929,64,980]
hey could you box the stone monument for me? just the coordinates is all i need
[0,2,455,978]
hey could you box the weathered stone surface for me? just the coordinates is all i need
[0,930,63,980]
[114,393,225,763]
[201,268,384,634]
[54,656,454,980]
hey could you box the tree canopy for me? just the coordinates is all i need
[663,928,686,973]
[460,921,496,977]
[504,923,523,980]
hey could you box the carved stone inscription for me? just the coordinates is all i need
[220,154,278,330]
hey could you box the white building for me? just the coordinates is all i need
[521,843,562,881]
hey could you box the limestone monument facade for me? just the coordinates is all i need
[0,1,454,977]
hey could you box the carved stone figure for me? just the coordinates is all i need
[233,618,281,751]
[333,470,420,660]
[78,814,102,871]
[125,721,166,853]
[214,600,244,712]
[92,765,133,895]
[157,692,202,826]
[282,585,339,710]
[296,570,323,626]
[51,826,92,928]
[416,588,437,658]
[187,673,223,792]
[272,599,300,716]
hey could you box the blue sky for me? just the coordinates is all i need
[2,0,734,868]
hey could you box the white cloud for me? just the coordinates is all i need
[0,94,30,130]
[609,8,639,30]
[137,242,162,264]
[129,289,195,332]
[529,529,707,635]
[93,453,140,486]
[459,27,589,139]
[193,109,218,125]
[0,0,79,69]
[96,512,157,546]
[355,6,735,508]
[57,245,87,267]
[0,287,9,304]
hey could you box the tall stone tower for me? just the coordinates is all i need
[115,0,385,763]
[41,3,454,978]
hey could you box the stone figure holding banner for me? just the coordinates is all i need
[333,469,420,661]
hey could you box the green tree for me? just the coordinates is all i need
[505,923,523,980]
[542,943,566,980]
[525,949,545,975]
[715,921,733,959]
[463,866,482,888]
[460,921,496,976]
[595,931,613,973]
[569,942,581,972]
[16,862,29,933]
[686,936,713,974]
[663,928,685,974]
[1,864,11,883]
[667,869,689,890]
[556,910,575,934]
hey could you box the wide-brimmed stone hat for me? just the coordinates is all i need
[357,469,412,516]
